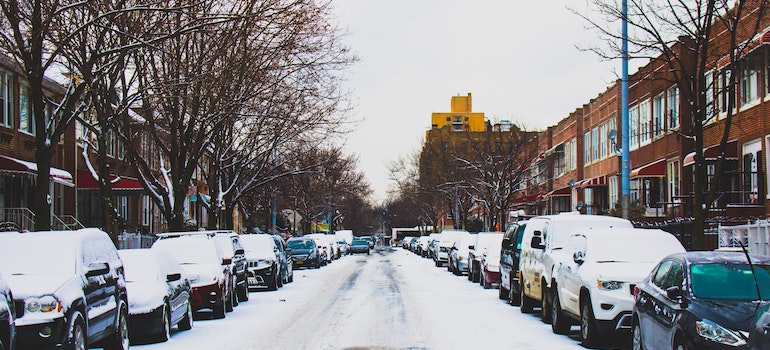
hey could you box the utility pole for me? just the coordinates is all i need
[621,0,631,219]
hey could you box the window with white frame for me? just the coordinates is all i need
[705,70,716,124]
[667,159,680,203]
[584,132,591,163]
[653,93,665,136]
[19,84,34,134]
[609,176,618,206]
[142,195,152,226]
[566,138,576,171]
[740,54,760,106]
[0,72,11,128]
[591,127,599,161]
[667,86,679,130]
[117,196,127,220]
[717,70,734,114]
[606,118,616,155]
[630,105,639,150]
[106,129,116,157]
[599,123,608,159]
[639,99,651,145]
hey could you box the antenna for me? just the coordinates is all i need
[738,240,763,302]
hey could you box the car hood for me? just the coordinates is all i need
[4,273,78,299]
[179,263,223,286]
[290,249,313,256]
[690,298,770,333]
[245,251,275,261]
[125,280,167,314]
[581,261,657,283]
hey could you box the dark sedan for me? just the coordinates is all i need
[632,251,770,350]
[349,240,370,255]
[287,238,321,269]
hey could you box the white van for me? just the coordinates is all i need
[518,213,633,321]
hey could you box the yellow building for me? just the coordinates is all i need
[430,93,486,132]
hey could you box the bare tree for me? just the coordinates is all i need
[580,0,769,248]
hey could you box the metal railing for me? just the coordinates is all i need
[717,220,770,255]
[1,208,35,231]
[118,231,156,249]
[52,215,85,231]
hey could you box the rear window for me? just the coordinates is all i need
[690,263,770,300]
[288,240,315,249]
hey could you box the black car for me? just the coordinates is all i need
[632,251,770,350]
[0,273,14,350]
[0,229,129,350]
[749,303,770,349]
[349,239,370,255]
[499,221,527,305]
[287,237,322,269]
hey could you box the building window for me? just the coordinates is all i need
[606,118,616,156]
[653,93,665,136]
[717,70,734,114]
[609,175,618,206]
[566,138,576,171]
[0,73,11,128]
[667,160,680,203]
[142,195,152,226]
[630,105,639,150]
[667,86,679,130]
[639,99,651,145]
[740,54,760,106]
[19,84,34,135]
[584,132,591,163]
[705,70,716,124]
[743,139,763,204]
[599,123,608,159]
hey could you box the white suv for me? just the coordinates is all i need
[518,213,633,322]
[549,228,685,345]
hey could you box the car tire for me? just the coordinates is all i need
[277,272,284,288]
[467,265,473,281]
[632,321,643,350]
[232,286,239,307]
[288,271,294,283]
[509,278,521,306]
[238,284,249,302]
[551,293,570,334]
[65,314,86,350]
[103,305,129,350]
[580,298,599,346]
[213,298,226,319]
[499,282,509,300]
[226,290,234,312]
[178,302,193,331]
[674,336,690,350]
[267,272,278,291]
[156,305,171,342]
[541,283,552,323]
[520,284,535,313]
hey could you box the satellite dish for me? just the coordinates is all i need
[608,129,617,139]
[568,179,576,187]
[615,147,623,156]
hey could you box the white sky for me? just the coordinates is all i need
[331,1,627,204]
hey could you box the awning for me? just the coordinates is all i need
[544,143,564,157]
[716,30,770,69]
[630,159,666,178]
[510,194,543,204]
[575,175,607,188]
[76,170,144,191]
[683,140,738,167]
[543,186,572,198]
[0,155,74,187]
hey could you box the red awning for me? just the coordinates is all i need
[630,159,666,178]
[575,175,607,188]
[0,155,74,187]
[77,170,144,191]
[511,194,543,204]
[683,140,738,167]
[543,186,572,198]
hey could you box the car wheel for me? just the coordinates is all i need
[103,305,129,350]
[499,282,509,300]
[232,286,239,307]
[520,283,535,313]
[580,298,599,346]
[226,290,234,312]
[65,315,86,350]
[509,278,521,306]
[483,274,491,289]
[238,284,249,302]
[156,305,171,342]
[213,297,226,319]
[551,293,570,334]
[674,336,690,350]
[632,322,643,350]
[178,302,193,331]
[288,271,294,283]
[541,284,552,323]
[267,272,278,291]
[467,266,473,281]
[277,272,284,288]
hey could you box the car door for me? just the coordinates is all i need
[500,225,517,291]
[560,234,586,315]
[649,259,685,350]
[158,253,187,323]
[82,238,119,340]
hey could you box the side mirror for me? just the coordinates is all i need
[167,273,182,282]
[235,248,245,255]
[222,257,232,265]
[665,286,684,300]
[285,248,291,254]
[573,251,585,264]
[86,262,110,277]
[468,245,475,250]
[530,236,544,250]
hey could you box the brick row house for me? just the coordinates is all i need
[514,2,770,223]
[0,55,213,234]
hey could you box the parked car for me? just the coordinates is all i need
[337,239,350,256]
[632,251,770,350]
[549,228,685,345]
[271,234,294,284]
[519,213,633,322]
[479,235,504,289]
[433,230,468,267]
[152,233,233,318]
[305,234,332,264]
[211,231,248,303]
[119,249,193,343]
[358,236,375,249]
[287,237,322,269]
[499,222,527,304]
[448,232,474,275]
[239,234,283,290]
[0,273,14,350]
[349,239,371,254]
[470,231,505,283]
[0,229,129,350]
[749,303,770,349]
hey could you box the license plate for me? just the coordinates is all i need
[296,260,304,265]
[248,277,258,285]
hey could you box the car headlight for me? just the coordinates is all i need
[308,252,317,259]
[26,295,61,313]
[696,319,746,346]
[458,256,464,261]
[257,259,274,269]
[597,280,623,290]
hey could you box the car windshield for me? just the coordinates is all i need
[587,234,683,263]
[288,240,314,250]
[120,251,159,282]
[352,240,368,246]
[690,263,770,300]
[153,238,219,265]
[0,235,77,275]
[240,235,275,255]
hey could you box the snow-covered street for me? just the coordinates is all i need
[133,247,629,350]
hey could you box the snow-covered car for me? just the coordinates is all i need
[152,234,233,319]
[305,234,332,264]
[271,234,294,285]
[433,230,468,267]
[211,231,248,303]
[287,237,321,269]
[469,231,504,283]
[119,249,193,343]
[479,236,504,289]
[550,228,685,345]
[499,222,526,304]
[0,273,15,350]
[349,239,370,254]
[239,234,283,290]
[448,232,474,275]
[0,229,129,350]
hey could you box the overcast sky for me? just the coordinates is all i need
[331,0,627,204]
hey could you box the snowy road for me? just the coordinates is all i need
[133,247,628,350]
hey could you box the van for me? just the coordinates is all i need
[518,213,633,321]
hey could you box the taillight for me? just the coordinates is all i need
[633,285,639,297]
